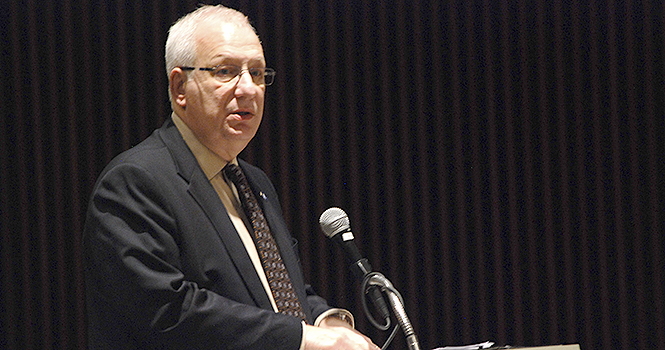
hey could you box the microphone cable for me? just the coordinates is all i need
[361,272,400,350]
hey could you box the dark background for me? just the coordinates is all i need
[1,0,663,349]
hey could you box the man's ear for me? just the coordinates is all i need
[169,68,188,108]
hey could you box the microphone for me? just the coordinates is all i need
[320,207,421,350]
[319,207,391,323]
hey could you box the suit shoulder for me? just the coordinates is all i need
[93,130,180,188]
[107,130,172,168]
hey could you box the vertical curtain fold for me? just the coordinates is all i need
[1,1,663,349]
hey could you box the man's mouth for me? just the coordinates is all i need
[231,111,253,119]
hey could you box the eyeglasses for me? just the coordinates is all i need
[179,65,276,86]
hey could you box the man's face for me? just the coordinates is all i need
[179,22,266,159]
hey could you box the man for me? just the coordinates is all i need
[83,5,379,350]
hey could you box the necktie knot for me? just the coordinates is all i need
[223,163,245,187]
[223,164,257,212]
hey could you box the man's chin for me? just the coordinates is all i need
[226,127,258,140]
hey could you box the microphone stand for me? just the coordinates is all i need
[363,272,421,350]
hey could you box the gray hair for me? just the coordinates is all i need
[164,5,257,77]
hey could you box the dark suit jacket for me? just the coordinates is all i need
[83,118,330,350]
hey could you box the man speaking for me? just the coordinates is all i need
[83,5,379,350]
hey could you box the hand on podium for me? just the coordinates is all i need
[303,319,380,350]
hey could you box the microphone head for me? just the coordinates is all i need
[319,207,351,238]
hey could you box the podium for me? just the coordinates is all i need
[435,344,581,350]
[512,346,580,350]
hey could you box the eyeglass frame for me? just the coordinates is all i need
[178,65,276,86]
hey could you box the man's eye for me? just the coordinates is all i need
[217,67,233,75]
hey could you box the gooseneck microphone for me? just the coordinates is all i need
[319,208,391,323]
[319,207,421,350]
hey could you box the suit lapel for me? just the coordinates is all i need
[157,119,273,311]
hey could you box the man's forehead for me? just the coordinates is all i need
[194,22,263,59]
[195,21,259,43]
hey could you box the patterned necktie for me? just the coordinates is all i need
[223,163,307,321]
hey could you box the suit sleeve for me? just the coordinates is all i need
[83,162,304,350]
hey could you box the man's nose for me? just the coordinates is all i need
[234,71,257,95]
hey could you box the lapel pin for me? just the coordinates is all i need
[260,192,267,200]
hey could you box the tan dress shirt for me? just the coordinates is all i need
[172,113,280,312]
[172,113,355,348]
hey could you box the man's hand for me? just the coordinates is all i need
[303,324,380,350]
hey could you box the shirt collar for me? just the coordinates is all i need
[171,112,237,180]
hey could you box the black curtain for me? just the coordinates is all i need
[2,1,663,349]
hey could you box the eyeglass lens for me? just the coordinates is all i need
[213,66,275,85]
